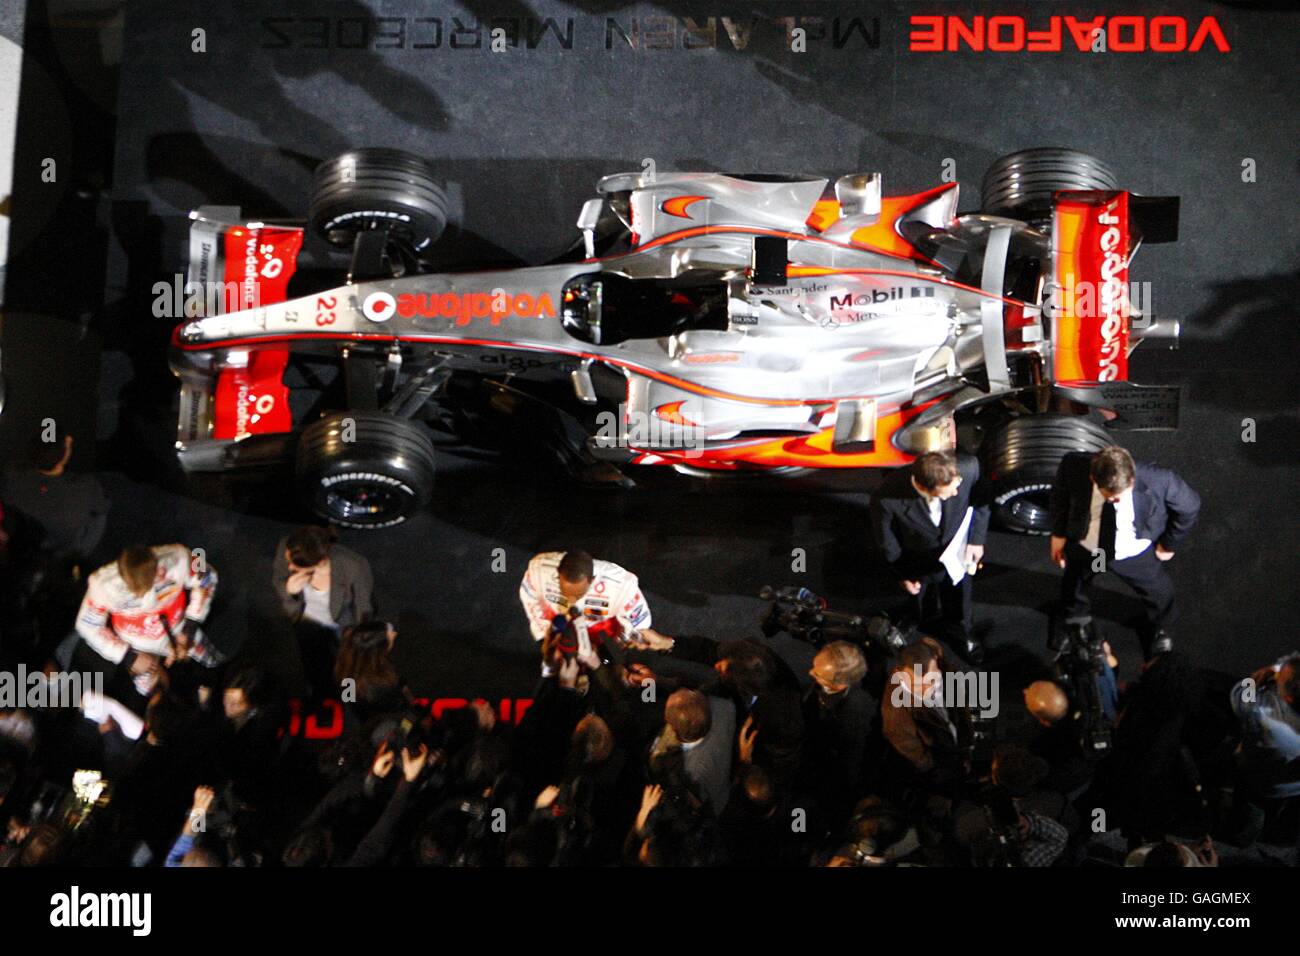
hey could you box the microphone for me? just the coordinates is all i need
[551,612,578,660]
[566,606,590,660]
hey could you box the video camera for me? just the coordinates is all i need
[969,785,1026,867]
[759,585,912,655]
[828,798,918,867]
[1049,614,1114,755]
[383,704,432,758]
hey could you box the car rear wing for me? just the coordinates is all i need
[1049,189,1181,382]
[1050,190,1134,383]
[1047,189,1182,428]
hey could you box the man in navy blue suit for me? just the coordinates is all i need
[1049,445,1201,659]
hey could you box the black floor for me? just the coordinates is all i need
[2,0,1298,705]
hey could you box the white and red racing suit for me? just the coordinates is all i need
[76,543,220,694]
[519,551,652,651]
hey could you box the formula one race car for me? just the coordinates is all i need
[169,147,1181,530]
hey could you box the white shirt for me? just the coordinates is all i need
[301,583,336,629]
[911,478,943,527]
[1081,485,1151,561]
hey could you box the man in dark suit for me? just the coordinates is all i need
[870,450,990,662]
[802,641,875,830]
[1049,445,1200,659]
[881,637,971,797]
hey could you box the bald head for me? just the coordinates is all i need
[1024,681,1069,726]
[811,641,867,694]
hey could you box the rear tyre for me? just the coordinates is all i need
[981,148,1118,221]
[295,411,436,529]
[308,148,448,252]
[981,414,1112,535]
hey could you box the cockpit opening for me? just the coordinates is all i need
[560,270,730,346]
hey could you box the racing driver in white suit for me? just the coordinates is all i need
[519,550,652,664]
[76,543,221,697]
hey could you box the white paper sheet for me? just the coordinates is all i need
[940,506,974,585]
[81,690,145,740]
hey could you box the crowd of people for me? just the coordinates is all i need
[0,424,1296,867]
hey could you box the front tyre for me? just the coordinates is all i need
[295,411,436,529]
[981,414,1112,535]
[308,148,448,252]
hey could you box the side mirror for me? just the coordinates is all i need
[750,236,788,287]
[577,199,603,259]
[835,173,882,224]
[571,359,598,404]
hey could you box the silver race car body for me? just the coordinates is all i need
[169,153,1180,526]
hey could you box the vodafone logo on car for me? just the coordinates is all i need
[395,291,557,326]
[235,387,277,438]
[362,291,396,322]
[1096,207,1126,382]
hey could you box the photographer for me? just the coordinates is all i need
[1225,653,1300,851]
[648,688,735,815]
[512,646,592,790]
[213,664,285,811]
[822,796,923,867]
[958,746,1069,867]
[165,786,222,867]
[802,641,875,831]
[626,782,728,867]
[1125,836,1219,867]
[1105,653,1214,850]
[1230,652,1300,801]
[637,632,805,791]
[1037,615,1121,772]
[1017,680,1099,800]
[283,742,432,867]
